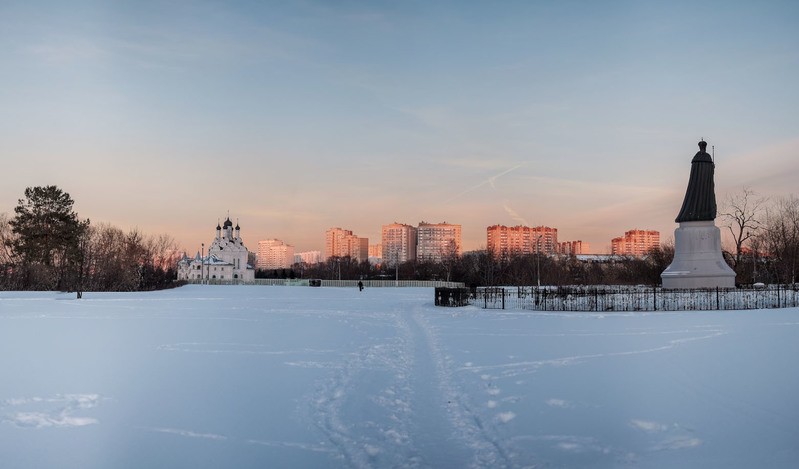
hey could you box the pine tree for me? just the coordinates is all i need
[9,186,89,290]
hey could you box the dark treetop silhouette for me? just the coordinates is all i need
[675,140,717,223]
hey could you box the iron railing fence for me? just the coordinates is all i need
[186,279,465,288]
[434,287,472,307]
[470,285,799,311]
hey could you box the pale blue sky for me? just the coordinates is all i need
[1,0,798,253]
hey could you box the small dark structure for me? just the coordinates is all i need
[435,287,471,307]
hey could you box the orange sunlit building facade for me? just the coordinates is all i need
[324,227,368,261]
[381,222,417,265]
[558,240,590,256]
[417,222,462,263]
[611,229,660,257]
[256,239,295,270]
[486,225,558,257]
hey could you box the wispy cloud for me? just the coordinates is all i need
[444,164,524,203]
[503,200,528,225]
[6,412,97,428]
[398,106,459,131]
[25,39,107,64]
[516,174,676,197]
[147,427,228,441]
[294,0,395,26]
[630,419,670,433]
[21,8,316,71]
[247,439,335,453]
[1,394,102,429]
[545,398,574,409]
[439,157,522,171]
[721,138,799,196]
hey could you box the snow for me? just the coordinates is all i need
[1,285,799,468]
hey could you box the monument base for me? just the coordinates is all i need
[661,221,736,289]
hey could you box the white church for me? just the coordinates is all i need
[177,217,255,282]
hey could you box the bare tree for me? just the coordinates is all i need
[0,212,16,265]
[761,196,799,284]
[150,233,180,271]
[0,213,18,288]
[441,239,459,282]
[719,187,766,272]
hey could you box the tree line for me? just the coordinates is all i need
[268,248,676,287]
[720,189,799,285]
[4,185,796,291]
[280,189,799,288]
[1,186,181,292]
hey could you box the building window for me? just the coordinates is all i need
[212,275,216,279]
[221,275,224,279]
[234,274,238,279]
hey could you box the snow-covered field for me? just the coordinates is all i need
[1,285,798,468]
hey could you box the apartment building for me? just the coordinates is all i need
[256,239,295,270]
[381,223,418,266]
[294,250,322,265]
[558,240,590,256]
[368,244,382,259]
[486,225,558,257]
[417,222,462,263]
[611,229,660,257]
[324,227,368,261]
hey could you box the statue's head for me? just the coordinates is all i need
[698,140,708,152]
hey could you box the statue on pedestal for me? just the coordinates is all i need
[661,140,736,289]
[675,140,716,223]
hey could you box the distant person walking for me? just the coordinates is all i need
[358,281,364,292]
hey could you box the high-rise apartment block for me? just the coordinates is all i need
[325,227,368,261]
[558,240,590,256]
[256,239,295,270]
[417,222,462,263]
[486,225,558,257]
[611,229,660,257]
[381,223,418,266]
[295,250,321,265]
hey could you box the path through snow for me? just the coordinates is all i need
[2,286,799,468]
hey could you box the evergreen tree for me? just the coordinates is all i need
[9,186,89,290]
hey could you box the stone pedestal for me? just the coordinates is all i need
[661,220,736,289]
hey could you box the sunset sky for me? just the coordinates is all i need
[1,1,797,254]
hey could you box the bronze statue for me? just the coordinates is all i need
[675,140,716,222]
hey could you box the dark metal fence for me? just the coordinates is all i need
[434,287,472,307]
[188,279,465,288]
[467,285,799,311]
